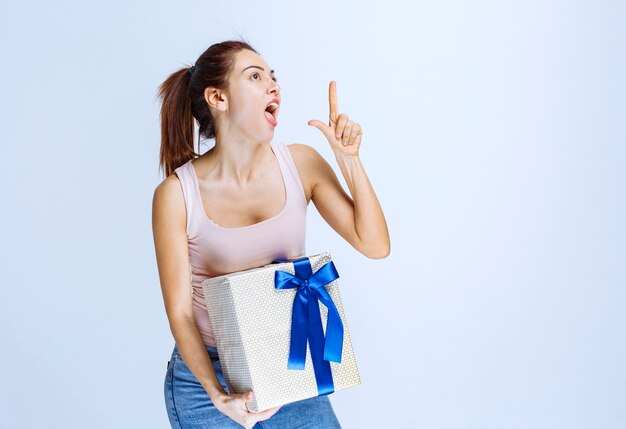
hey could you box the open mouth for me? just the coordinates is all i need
[265,102,279,119]
[264,102,279,126]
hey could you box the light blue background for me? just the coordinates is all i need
[1,1,624,428]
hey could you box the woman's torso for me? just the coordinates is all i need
[173,140,308,346]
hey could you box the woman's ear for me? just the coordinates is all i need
[204,87,227,112]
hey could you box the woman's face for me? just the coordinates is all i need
[212,49,281,143]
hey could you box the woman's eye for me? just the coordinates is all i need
[252,72,278,83]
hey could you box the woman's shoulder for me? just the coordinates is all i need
[152,171,187,232]
[155,161,188,191]
[286,142,325,167]
[287,142,336,173]
[153,159,195,212]
[154,171,184,206]
[285,143,330,202]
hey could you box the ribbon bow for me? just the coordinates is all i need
[273,256,344,395]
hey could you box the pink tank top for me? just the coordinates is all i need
[173,140,308,346]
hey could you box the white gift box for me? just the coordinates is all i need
[201,251,361,413]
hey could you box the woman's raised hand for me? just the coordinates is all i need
[308,80,362,158]
[213,390,282,429]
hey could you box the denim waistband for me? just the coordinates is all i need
[172,343,219,360]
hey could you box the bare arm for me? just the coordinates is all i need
[151,176,226,401]
[290,143,390,259]
[152,174,282,428]
[305,80,390,259]
[331,152,390,258]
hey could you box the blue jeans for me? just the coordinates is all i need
[164,343,343,428]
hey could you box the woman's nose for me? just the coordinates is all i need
[268,82,280,94]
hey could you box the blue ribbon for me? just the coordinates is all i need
[272,256,344,395]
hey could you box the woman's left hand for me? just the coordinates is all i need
[308,81,362,158]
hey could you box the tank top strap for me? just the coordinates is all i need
[270,141,308,207]
[173,160,202,238]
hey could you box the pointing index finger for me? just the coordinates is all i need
[329,81,338,121]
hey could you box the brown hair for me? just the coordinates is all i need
[156,39,259,177]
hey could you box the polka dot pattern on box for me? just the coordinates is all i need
[202,251,361,413]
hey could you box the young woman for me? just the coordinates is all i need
[152,40,390,429]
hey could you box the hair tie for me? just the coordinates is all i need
[188,65,196,75]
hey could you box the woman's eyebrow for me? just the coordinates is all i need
[242,65,275,75]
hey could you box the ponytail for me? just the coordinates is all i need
[156,39,259,178]
[157,66,198,178]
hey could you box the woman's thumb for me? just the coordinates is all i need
[307,120,333,140]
